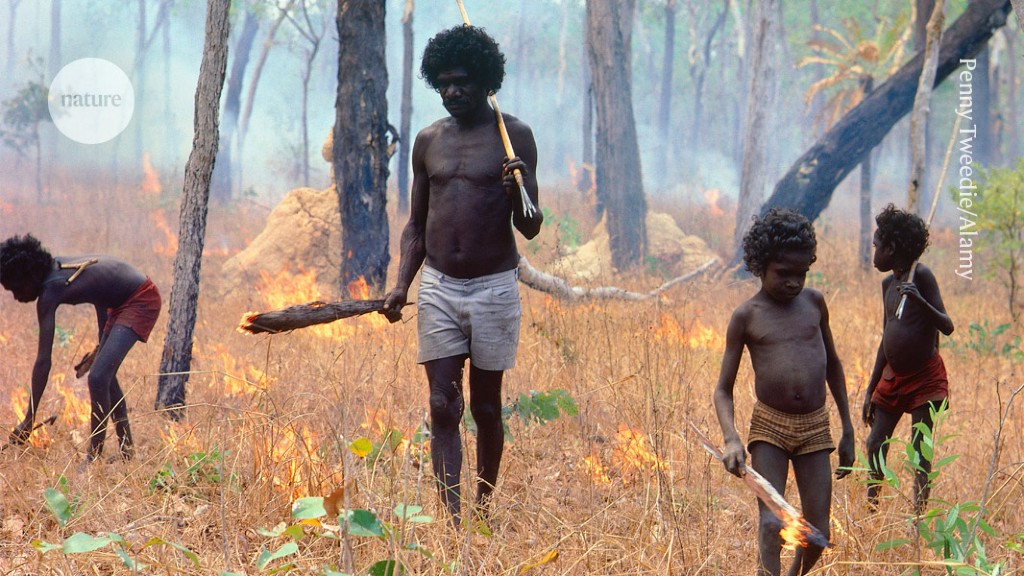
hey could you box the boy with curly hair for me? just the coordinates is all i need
[1,234,161,462]
[864,204,954,514]
[381,25,543,525]
[714,208,854,576]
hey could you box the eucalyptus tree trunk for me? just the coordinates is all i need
[734,0,777,254]
[212,9,259,202]
[656,0,676,187]
[156,0,231,415]
[859,79,874,271]
[908,0,946,213]
[397,0,414,214]
[586,0,646,271]
[334,0,391,294]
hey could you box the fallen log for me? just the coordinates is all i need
[238,300,401,334]
[518,255,717,302]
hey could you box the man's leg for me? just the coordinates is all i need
[787,450,832,576]
[110,375,134,459]
[750,442,790,576]
[909,403,937,514]
[424,356,466,522]
[86,326,138,461]
[865,407,902,510]
[468,364,504,514]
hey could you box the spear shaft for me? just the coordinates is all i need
[453,0,537,218]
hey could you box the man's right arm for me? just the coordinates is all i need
[12,296,58,443]
[382,131,431,322]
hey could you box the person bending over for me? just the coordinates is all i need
[2,234,161,462]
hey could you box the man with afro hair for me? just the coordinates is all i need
[382,25,543,525]
[864,204,954,514]
[1,234,161,463]
[714,208,854,576]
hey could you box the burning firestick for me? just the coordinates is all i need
[689,423,831,550]
[238,300,411,335]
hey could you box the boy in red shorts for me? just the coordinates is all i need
[863,204,954,514]
[2,234,161,462]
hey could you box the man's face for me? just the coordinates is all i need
[435,67,486,118]
[1,277,41,303]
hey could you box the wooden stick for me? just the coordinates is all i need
[895,111,962,319]
[689,423,831,549]
[453,0,537,218]
[238,300,409,335]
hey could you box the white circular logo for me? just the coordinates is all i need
[48,58,135,144]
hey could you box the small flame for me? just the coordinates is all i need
[583,454,611,484]
[148,209,178,256]
[704,188,725,217]
[141,153,161,196]
[612,424,668,483]
[779,510,817,551]
[652,314,725,351]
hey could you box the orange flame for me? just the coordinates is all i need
[652,314,725,351]
[583,454,611,484]
[779,510,818,551]
[612,424,668,483]
[148,209,178,256]
[141,153,161,197]
[252,422,342,499]
[704,188,725,217]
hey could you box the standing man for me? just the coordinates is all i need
[382,25,542,524]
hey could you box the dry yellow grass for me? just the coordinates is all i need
[0,172,1021,575]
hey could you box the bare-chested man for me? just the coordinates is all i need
[1,234,161,462]
[864,204,954,514]
[381,25,542,524]
[713,208,854,576]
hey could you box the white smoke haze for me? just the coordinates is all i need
[0,1,996,232]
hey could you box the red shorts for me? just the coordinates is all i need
[104,278,162,343]
[871,353,949,414]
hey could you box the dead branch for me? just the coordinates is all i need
[517,255,717,302]
[239,299,399,334]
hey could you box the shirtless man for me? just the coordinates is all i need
[1,234,161,461]
[713,208,854,576]
[864,204,954,514]
[381,25,543,523]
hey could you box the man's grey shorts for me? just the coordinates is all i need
[416,265,521,371]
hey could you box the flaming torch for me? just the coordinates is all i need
[689,423,830,550]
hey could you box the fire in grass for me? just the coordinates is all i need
[583,424,668,485]
[238,271,394,336]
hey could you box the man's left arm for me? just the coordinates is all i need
[503,117,543,239]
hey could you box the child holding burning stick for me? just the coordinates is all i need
[863,204,954,514]
[713,208,854,576]
[1,234,161,462]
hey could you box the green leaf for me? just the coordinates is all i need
[31,539,62,554]
[43,487,73,527]
[257,522,288,538]
[143,537,200,568]
[875,538,912,551]
[113,545,149,571]
[367,559,399,576]
[292,496,327,520]
[62,532,113,554]
[394,504,423,518]
[346,509,385,537]
[349,437,374,458]
[256,542,299,570]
